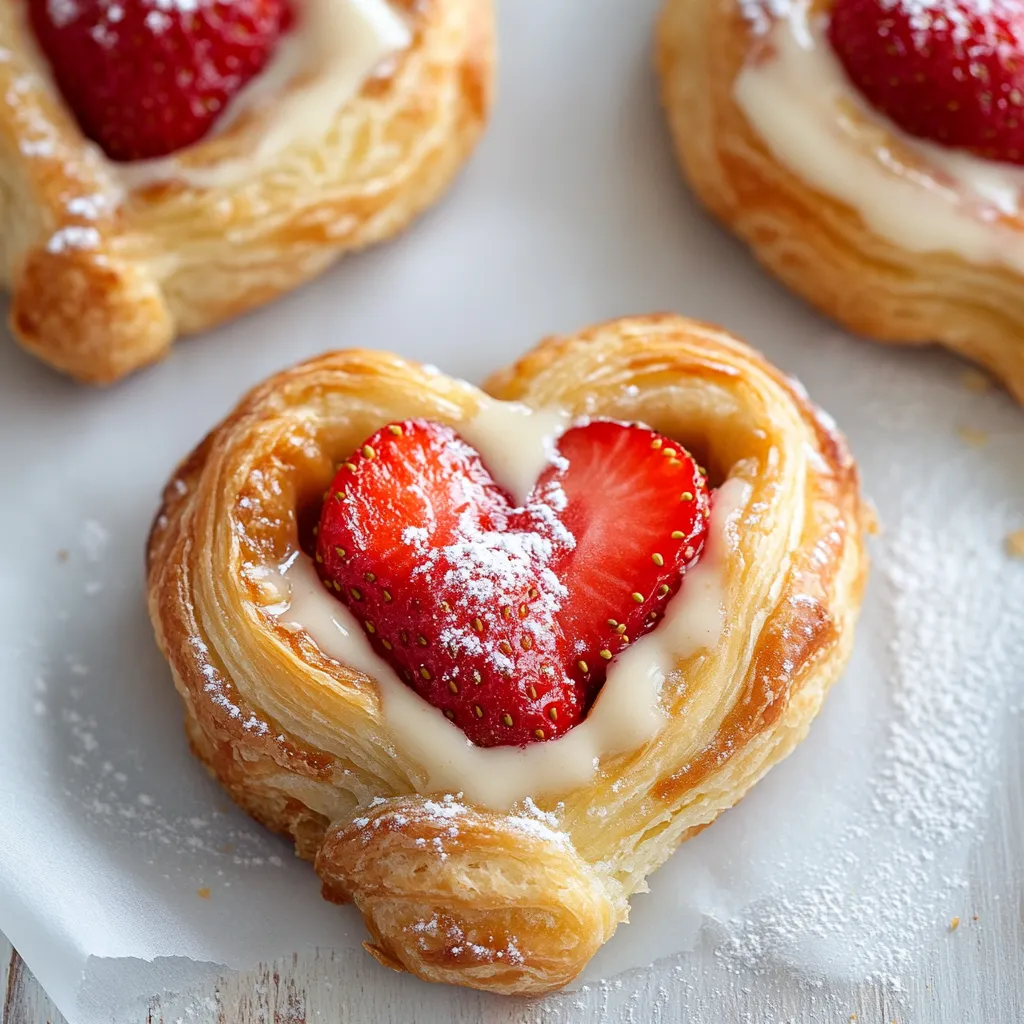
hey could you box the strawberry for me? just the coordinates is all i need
[828,0,1024,164]
[316,420,582,748]
[316,418,710,748]
[538,421,710,696]
[28,0,293,162]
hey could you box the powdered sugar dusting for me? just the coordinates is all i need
[191,636,271,736]
[46,0,80,28]
[30,648,286,870]
[44,0,206,42]
[695,409,1023,990]
[739,0,795,35]
[409,499,573,674]
[45,225,101,254]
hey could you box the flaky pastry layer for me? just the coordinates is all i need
[146,315,869,994]
[0,0,492,383]
[656,0,1024,403]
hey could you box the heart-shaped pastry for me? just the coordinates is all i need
[147,315,869,995]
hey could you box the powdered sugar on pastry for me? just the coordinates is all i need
[258,475,748,810]
[116,0,411,189]
[735,0,1024,273]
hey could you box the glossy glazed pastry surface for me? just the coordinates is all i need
[657,0,1024,402]
[146,315,868,995]
[1,0,493,383]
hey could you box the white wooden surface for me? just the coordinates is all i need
[3,840,1022,1024]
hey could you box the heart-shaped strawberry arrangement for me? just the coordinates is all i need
[315,419,711,747]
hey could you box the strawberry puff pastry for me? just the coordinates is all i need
[2,0,492,382]
[147,316,869,994]
[658,0,1024,401]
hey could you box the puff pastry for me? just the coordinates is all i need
[146,314,869,995]
[0,0,492,383]
[656,0,1024,403]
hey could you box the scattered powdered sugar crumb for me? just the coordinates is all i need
[716,509,1020,988]
[80,520,109,562]
[65,194,110,219]
[48,663,288,867]
[46,225,101,254]
[405,911,524,965]
[191,636,271,736]
[401,526,429,553]
[20,138,55,158]
[355,793,569,857]
[421,794,464,820]
[504,813,571,847]
[144,9,172,32]
[519,795,562,828]
[46,0,80,28]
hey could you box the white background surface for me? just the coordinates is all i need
[1,1,1022,1021]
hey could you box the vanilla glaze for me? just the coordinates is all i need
[255,400,749,811]
[735,0,1024,273]
[116,0,410,190]
[457,398,572,505]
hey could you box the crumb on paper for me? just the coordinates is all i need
[197,887,211,899]
[949,916,960,932]
[863,500,882,536]
[1006,530,1024,559]
[973,914,979,921]
[57,549,69,563]
[956,425,989,447]
[962,369,991,393]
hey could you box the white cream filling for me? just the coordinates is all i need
[456,398,573,506]
[114,0,410,190]
[735,0,1024,273]
[255,400,748,811]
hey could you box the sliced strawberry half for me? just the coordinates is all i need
[536,422,710,696]
[28,0,294,162]
[828,0,1024,164]
[316,420,584,748]
[315,418,711,748]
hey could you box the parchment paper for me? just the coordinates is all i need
[1,2,1022,1020]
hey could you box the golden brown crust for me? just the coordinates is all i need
[656,0,1024,403]
[146,315,869,994]
[0,0,493,383]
